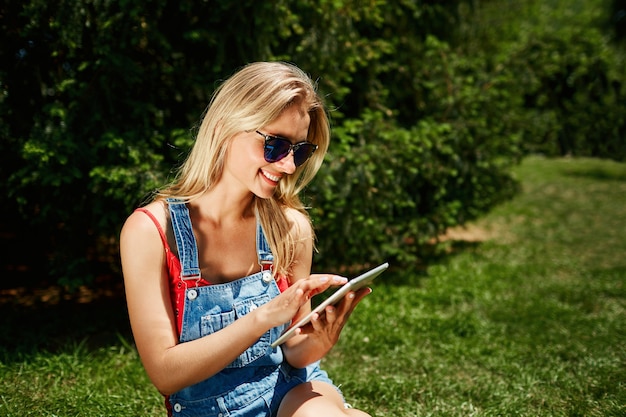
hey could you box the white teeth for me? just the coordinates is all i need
[262,170,280,182]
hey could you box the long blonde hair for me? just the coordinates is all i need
[158,61,330,277]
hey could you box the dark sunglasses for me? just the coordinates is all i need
[256,131,318,167]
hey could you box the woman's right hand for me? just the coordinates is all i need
[258,274,347,330]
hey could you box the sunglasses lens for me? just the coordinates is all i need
[264,138,291,162]
[293,144,316,166]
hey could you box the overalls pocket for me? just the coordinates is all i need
[200,294,272,368]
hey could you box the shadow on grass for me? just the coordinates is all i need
[562,164,626,182]
[0,270,133,363]
[0,215,135,364]
[380,239,483,288]
[0,223,485,366]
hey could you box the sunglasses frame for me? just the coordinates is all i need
[256,131,318,167]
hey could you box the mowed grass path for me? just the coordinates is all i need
[1,156,624,416]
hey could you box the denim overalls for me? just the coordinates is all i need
[166,200,338,417]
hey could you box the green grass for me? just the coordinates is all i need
[0,340,163,416]
[326,156,626,416]
[1,156,624,416]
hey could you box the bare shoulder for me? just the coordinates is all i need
[119,200,172,295]
[121,200,167,239]
[119,200,169,265]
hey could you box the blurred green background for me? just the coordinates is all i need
[2,0,624,287]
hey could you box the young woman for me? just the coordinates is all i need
[120,62,372,416]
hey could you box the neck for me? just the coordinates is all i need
[189,187,256,226]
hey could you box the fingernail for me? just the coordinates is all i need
[348,293,355,299]
[320,276,329,283]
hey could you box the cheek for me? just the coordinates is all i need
[227,139,266,173]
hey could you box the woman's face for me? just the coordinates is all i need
[224,103,311,199]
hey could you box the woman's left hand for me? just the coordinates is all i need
[282,286,372,366]
[308,286,372,344]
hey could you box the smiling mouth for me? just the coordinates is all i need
[261,170,281,183]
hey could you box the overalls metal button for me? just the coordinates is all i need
[262,271,272,283]
[173,403,182,412]
[187,289,198,300]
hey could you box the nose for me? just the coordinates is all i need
[274,151,297,175]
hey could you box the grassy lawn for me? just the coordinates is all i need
[1,156,625,416]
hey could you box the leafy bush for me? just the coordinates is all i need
[308,36,522,269]
[504,26,626,161]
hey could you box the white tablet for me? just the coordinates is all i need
[270,262,389,348]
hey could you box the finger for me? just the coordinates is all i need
[302,275,348,298]
[309,312,323,331]
[332,291,354,317]
[348,287,372,304]
[352,287,373,304]
[296,322,315,335]
[324,305,337,323]
[292,287,307,304]
[282,287,310,312]
[310,273,348,284]
[336,288,372,316]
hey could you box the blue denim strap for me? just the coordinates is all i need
[167,198,201,280]
[256,215,274,270]
[167,198,273,277]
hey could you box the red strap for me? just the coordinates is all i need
[135,208,170,250]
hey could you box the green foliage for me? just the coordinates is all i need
[459,0,626,161]
[612,0,626,40]
[1,0,624,285]
[505,26,626,160]
[308,38,523,267]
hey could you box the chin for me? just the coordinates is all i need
[253,188,277,200]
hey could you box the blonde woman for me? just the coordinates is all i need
[120,62,371,416]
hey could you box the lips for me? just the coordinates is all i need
[261,169,281,183]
